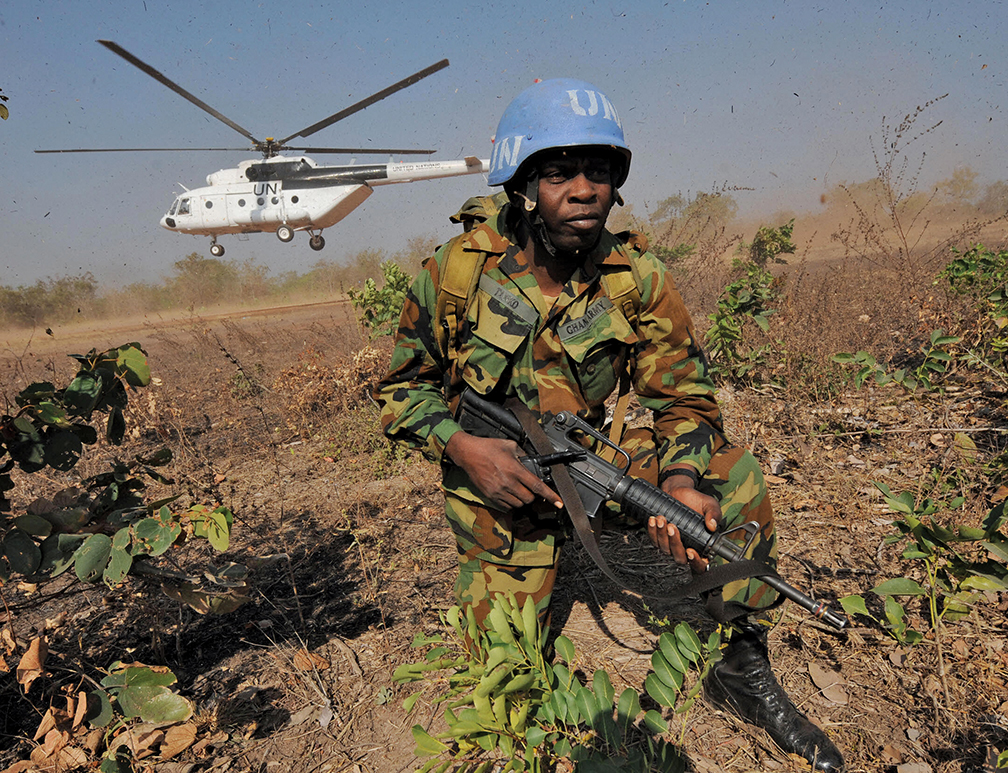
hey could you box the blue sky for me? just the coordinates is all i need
[1,0,1003,287]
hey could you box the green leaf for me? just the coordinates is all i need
[117,345,151,386]
[133,517,181,557]
[554,635,575,664]
[38,534,86,577]
[961,574,1008,591]
[674,622,703,660]
[36,400,70,428]
[839,595,872,617]
[645,672,679,708]
[85,689,113,728]
[3,528,42,575]
[651,650,685,691]
[872,577,927,596]
[525,725,547,748]
[74,533,112,583]
[43,429,83,471]
[658,632,690,673]
[501,672,536,695]
[14,514,53,539]
[642,709,669,734]
[191,507,231,552]
[616,687,641,732]
[983,538,1008,564]
[403,691,421,713]
[575,685,599,728]
[412,724,450,756]
[521,595,538,646]
[137,689,193,723]
[103,546,133,586]
[592,669,615,711]
[37,506,90,533]
[64,372,102,416]
[956,525,986,541]
[106,407,126,445]
[101,663,178,690]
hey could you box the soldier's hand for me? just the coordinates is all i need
[445,432,563,511]
[647,473,722,573]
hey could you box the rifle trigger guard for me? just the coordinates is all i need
[720,521,762,559]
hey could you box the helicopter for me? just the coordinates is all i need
[36,40,490,256]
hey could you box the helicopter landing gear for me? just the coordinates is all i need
[309,233,326,251]
[277,224,294,243]
[209,240,225,257]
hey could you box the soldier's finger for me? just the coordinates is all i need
[686,548,708,573]
[518,470,563,509]
[665,523,688,564]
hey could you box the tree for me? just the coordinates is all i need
[938,166,979,205]
[978,180,1008,217]
[645,191,738,267]
[171,252,237,308]
[395,234,440,272]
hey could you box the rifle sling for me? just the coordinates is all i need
[504,399,779,607]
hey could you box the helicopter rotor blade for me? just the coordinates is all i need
[98,40,260,145]
[35,147,251,154]
[279,59,449,144]
[285,146,437,156]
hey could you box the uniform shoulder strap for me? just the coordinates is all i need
[434,234,486,358]
[603,230,649,450]
[604,230,648,329]
[434,192,511,358]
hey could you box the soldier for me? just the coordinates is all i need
[375,79,843,772]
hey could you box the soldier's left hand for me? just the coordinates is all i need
[647,476,721,573]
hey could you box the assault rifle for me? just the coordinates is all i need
[457,390,847,630]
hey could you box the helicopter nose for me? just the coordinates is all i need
[161,215,176,229]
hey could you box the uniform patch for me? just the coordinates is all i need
[557,297,614,343]
[478,274,538,326]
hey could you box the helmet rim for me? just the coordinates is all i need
[488,78,631,188]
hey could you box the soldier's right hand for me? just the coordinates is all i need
[445,432,563,511]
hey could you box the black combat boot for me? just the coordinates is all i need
[704,628,844,772]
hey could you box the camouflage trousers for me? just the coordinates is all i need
[443,426,779,627]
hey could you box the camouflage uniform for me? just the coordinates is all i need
[376,201,777,624]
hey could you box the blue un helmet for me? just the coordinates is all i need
[487,78,631,188]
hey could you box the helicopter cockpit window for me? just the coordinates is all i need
[178,198,190,215]
[169,199,178,216]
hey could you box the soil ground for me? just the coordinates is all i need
[0,289,1006,773]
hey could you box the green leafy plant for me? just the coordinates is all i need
[832,328,961,393]
[1,344,242,609]
[394,593,718,773]
[841,488,1007,697]
[741,219,795,267]
[2,344,249,769]
[23,660,195,771]
[348,260,413,338]
[704,259,780,382]
[939,243,1008,364]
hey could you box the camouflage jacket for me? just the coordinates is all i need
[375,202,724,505]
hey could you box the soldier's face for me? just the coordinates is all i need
[535,150,615,255]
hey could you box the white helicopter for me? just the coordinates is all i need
[37,41,489,257]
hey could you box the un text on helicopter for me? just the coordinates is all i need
[36,41,489,257]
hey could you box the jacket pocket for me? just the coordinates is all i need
[456,281,536,395]
[558,299,637,405]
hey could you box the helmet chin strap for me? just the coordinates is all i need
[510,167,624,260]
[510,171,561,260]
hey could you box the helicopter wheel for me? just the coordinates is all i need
[210,242,225,257]
[309,234,326,251]
[277,225,294,243]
